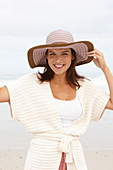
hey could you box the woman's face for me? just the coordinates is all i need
[46,48,74,75]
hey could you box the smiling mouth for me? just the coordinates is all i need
[54,64,65,69]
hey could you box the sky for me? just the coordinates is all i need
[0,0,113,79]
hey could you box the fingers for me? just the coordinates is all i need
[87,49,102,55]
[87,48,103,58]
[87,54,97,57]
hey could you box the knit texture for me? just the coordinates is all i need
[5,73,110,170]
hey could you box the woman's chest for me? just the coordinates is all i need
[49,82,77,101]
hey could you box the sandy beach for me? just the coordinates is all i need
[0,149,113,170]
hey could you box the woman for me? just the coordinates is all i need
[0,30,113,170]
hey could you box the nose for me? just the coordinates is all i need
[55,54,62,63]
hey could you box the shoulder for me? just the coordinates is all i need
[78,78,91,87]
[18,73,36,80]
[83,78,99,89]
[7,73,40,89]
[79,78,96,87]
[15,73,39,82]
[78,77,102,94]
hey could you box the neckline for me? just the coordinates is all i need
[54,96,78,102]
[48,81,78,102]
[47,81,85,130]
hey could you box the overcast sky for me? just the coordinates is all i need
[0,0,113,79]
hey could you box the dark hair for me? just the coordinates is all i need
[37,48,90,90]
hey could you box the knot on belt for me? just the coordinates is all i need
[58,135,78,164]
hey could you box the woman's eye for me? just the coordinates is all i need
[62,53,68,55]
[49,53,55,56]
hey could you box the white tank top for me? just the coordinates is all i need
[53,92,83,131]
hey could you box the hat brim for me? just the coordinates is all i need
[27,41,94,68]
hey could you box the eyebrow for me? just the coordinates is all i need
[48,50,69,53]
[48,51,54,53]
[61,51,69,53]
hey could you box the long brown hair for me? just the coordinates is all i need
[37,48,90,90]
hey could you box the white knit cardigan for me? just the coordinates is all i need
[6,73,110,170]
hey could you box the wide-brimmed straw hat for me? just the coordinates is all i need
[27,30,94,68]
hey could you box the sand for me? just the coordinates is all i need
[84,149,113,170]
[0,149,113,170]
[0,149,27,170]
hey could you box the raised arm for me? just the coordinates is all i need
[88,49,113,111]
[0,86,10,103]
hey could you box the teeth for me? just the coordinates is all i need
[54,64,64,67]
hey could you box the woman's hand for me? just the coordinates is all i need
[87,48,107,71]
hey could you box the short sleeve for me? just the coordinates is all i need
[90,81,110,122]
[4,80,17,120]
[4,73,33,121]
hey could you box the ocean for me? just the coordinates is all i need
[0,69,113,150]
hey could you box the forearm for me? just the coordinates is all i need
[0,86,10,103]
[102,65,113,104]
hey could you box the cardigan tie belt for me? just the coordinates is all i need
[34,133,80,168]
[58,134,78,164]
